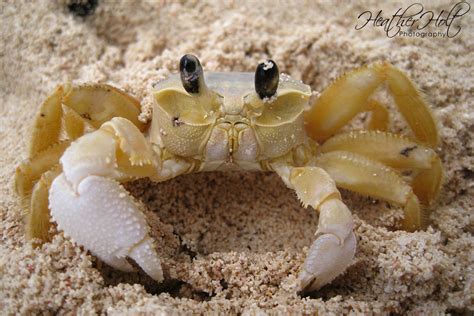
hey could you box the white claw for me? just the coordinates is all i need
[299,231,356,292]
[50,173,163,282]
[128,237,163,281]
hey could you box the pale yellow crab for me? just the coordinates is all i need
[15,55,442,292]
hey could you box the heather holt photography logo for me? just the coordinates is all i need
[355,2,471,38]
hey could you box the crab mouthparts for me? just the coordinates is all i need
[218,119,250,157]
[206,115,258,165]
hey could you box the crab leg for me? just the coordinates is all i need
[22,83,145,171]
[26,166,62,243]
[319,130,443,205]
[15,141,70,199]
[63,105,86,140]
[366,99,389,131]
[314,151,427,231]
[305,62,439,148]
[16,84,148,244]
[61,83,146,131]
[272,164,356,292]
[49,117,166,280]
[28,86,65,156]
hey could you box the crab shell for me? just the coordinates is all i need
[150,72,312,171]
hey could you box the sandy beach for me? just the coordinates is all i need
[1,1,473,314]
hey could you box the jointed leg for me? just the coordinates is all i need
[16,141,70,199]
[305,62,438,148]
[26,166,62,244]
[61,83,146,131]
[28,86,64,156]
[272,164,356,292]
[50,117,191,281]
[63,106,86,140]
[366,99,389,131]
[27,83,145,156]
[319,130,443,205]
[314,150,427,231]
[16,84,146,243]
[50,117,161,280]
[17,83,145,185]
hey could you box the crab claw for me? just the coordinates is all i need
[299,199,356,292]
[271,165,357,292]
[50,173,163,282]
[299,231,356,292]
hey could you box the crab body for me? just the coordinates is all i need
[150,71,310,172]
[15,55,442,292]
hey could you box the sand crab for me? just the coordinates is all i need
[15,55,442,292]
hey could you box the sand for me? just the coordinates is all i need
[1,0,473,314]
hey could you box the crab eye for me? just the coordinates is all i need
[180,54,204,94]
[255,60,279,99]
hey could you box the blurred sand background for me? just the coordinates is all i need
[1,0,473,314]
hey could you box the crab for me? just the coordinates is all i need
[15,54,442,292]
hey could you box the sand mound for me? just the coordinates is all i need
[1,1,472,314]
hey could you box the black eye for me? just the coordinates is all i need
[255,60,279,99]
[180,54,203,94]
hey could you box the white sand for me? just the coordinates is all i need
[1,1,473,314]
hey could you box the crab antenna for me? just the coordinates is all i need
[255,60,279,99]
[180,54,205,94]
